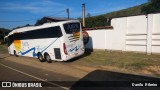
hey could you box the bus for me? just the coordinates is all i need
[5,20,85,63]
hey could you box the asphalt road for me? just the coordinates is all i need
[0,59,78,90]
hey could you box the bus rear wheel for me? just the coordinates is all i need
[44,53,52,63]
[37,53,44,62]
[14,50,18,57]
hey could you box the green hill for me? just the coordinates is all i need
[102,4,146,18]
[85,0,160,28]
[85,3,146,28]
[0,28,10,32]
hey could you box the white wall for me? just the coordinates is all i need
[85,30,107,49]
[126,15,147,52]
[110,17,126,51]
[85,13,160,54]
[151,14,160,53]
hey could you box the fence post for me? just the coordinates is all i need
[124,17,128,51]
[105,30,107,50]
[146,14,153,55]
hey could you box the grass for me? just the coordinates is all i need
[77,50,160,71]
[74,50,160,77]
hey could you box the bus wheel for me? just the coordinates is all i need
[14,50,18,57]
[37,53,44,62]
[45,53,52,63]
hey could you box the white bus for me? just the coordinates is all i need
[5,20,85,63]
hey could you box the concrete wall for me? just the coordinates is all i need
[85,30,107,49]
[126,15,147,52]
[151,14,160,53]
[85,13,160,54]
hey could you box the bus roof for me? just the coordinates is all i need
[7,20,80,37]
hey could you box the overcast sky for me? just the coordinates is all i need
[0,0,148,29]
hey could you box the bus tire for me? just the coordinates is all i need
[14,50,18,57]
[44,53,52,63]
[37,53,44,62]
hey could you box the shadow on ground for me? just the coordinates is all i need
[70,70,160,90]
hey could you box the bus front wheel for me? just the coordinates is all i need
[37,53,44,62]
[44,53,52,63]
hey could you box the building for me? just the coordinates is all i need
[35,17,70,26]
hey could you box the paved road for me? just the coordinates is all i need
[0,59,78,90]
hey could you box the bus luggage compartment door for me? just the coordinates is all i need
[54,48,61,59]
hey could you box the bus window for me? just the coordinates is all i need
[63,23,80,34]
[13,26,62,40]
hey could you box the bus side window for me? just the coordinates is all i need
[53,26,63,37]
[12,26,63,40]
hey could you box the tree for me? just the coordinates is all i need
[85,15,108,28]
[25,24,30,26]
[149,0,159,3]
[141,0,160,14]
[35,19,40,26]
[0,28,10,41]
[87,13,91,18]
[77,17,82,22]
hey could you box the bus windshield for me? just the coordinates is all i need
[63,23,80,34]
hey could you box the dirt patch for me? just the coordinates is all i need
[71,65,97,72]
[3,55,90,79]
[145,66,160,76]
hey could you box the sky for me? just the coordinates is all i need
[0,0,148,30]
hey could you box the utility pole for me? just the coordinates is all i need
[82,3,85,27]
[66,8,69,20]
